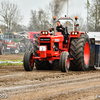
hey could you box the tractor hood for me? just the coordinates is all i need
[37,32,64,59]
[39,32,64,42]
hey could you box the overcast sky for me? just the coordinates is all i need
[3,0,92,26]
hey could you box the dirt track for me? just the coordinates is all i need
[0,55,100,100]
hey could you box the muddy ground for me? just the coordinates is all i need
[0,54,100,100]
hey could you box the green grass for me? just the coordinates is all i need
[0,59,23,65]
[0,63,23,66]
[0,59,23,62]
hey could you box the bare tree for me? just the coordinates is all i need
[29,0,68,31]
[88,0,100,31]
[38,8,50,30]
[28,10,38,31]
[11,23,27,32]
[0,0,23,32]
[29,9,50,31]
[0,24,6,33]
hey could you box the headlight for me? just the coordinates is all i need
[45,32,48,34]
[43,32,45,34]
[41,31,48,35]
[75,32,77,35]
[72,32,79,35]
[72,32,74,35]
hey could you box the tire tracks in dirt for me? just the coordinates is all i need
[0,72,100,100]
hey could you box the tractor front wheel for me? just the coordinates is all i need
[23,51,34,71]
[59,52,70,72]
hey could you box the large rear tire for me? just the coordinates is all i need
[70,34,90,71]
[34,37,53,70]
[23,50,34,71]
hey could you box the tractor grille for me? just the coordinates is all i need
[40,38,50,41]
[40,43,51,50]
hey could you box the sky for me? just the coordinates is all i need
[1,0,92,26]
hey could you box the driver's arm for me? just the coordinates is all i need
[49,28,54,32]
[60,26,65,32]
[56,27,61,32]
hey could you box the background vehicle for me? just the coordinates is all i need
[19,32,40,52]
[19,37,33,52]
[4,33,20,54]
[0,29,5,55]
[28,32,40,45]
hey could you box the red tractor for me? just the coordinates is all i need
[23,16,91,72]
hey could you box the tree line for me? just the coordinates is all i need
[0,0,99,33]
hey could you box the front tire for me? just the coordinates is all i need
[59,52,70,72]
[23,51,34,71]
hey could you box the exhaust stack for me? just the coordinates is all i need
[53,16,56,36]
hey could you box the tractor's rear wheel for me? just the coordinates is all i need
[70,34,90,71]
[23,50,34,71]
[59,52,70,72]
[34,37,53,70]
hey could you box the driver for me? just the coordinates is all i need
[56,20,65,35]
[50,21,69,44]
[56,21,69,44]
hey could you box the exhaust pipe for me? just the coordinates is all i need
[53,16,56,36]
